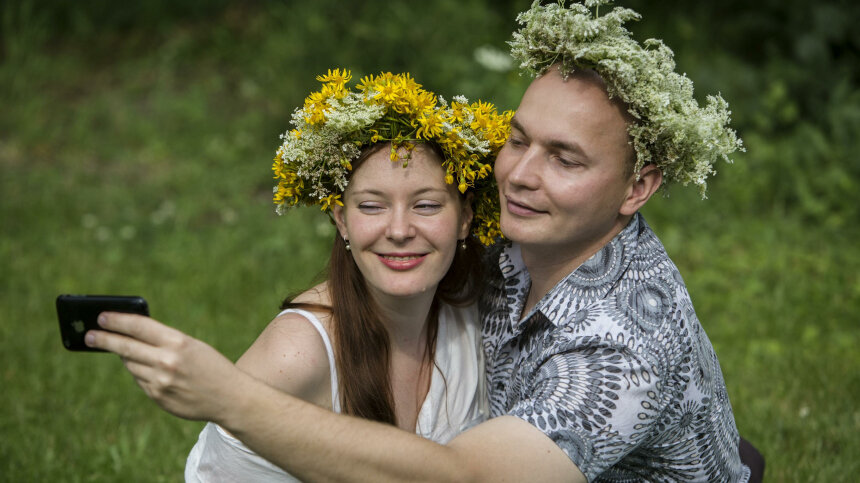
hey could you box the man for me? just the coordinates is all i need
[480,66,745,481]
[90,1,750,481]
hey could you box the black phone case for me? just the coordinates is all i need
[56,295,149,352]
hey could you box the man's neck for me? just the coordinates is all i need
[519,216,631,316]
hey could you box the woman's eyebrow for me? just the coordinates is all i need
[349,187,449,197]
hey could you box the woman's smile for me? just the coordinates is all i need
[377,253,427,271]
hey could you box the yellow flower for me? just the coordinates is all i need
[320,83,344,100]
[449,102,467,123]
[275,68,513,242]
[274,179,301,205]
[417,111,444,140]
[320,193,343,211]
[378,84,398,105]
[303,90,334,124]
[272,159,283,179]
[411,91,437,115]
[316,68,352,85]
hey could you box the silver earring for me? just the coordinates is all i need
[344,239,351,251]
[459,239,467,250]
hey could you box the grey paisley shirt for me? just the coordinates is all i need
[481,213,749,482]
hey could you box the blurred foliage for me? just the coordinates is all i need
[6,0,856,225]
[1,0,858,481]
[626,0,860,227]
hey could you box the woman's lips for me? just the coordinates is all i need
[377,253,427,270]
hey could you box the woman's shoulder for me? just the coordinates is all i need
[289,282,331,307]
[235,283,335,407]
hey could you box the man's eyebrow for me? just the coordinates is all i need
[548,138,587,157]
[510,116,527,134]
[511,115,587,157]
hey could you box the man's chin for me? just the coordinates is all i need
[499,219,546,245]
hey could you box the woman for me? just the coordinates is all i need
[88,69,511,481]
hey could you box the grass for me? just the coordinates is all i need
[2,2,858,481]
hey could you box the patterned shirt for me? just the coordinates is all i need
[481,213,749,482]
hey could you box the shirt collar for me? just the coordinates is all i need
[498,213,642,329]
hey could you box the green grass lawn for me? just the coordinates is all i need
[2,2,858,481]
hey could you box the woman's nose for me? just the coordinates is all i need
[385,208,416,242]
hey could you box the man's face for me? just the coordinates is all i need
[495,69,636,262]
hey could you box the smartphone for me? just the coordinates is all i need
[56,294,149,352]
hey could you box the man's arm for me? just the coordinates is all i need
[227,372,584,482]
[87,312,585,482]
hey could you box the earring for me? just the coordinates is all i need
[344,239,351,251]
[459,239,467,250]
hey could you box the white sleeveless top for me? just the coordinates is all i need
[185,304,487,482]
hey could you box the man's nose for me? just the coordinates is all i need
[505,146,542,190]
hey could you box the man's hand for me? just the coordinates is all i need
[85,312,246,422]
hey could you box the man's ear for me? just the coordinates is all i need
[458,192,475,240]
[620,164,663,216]
[332,204,349,240]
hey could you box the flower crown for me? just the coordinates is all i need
[272,69,512,246]
[510,0,744,196]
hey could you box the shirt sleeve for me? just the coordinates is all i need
[506,335,664,481]
[185,422,297,482]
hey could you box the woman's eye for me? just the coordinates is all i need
[508,137,525,147]
[357,203,384,213]
[414,202,442,213]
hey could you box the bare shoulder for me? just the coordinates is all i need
[235,283,335,408]
[448,416,586,483]
[290,282,331,306]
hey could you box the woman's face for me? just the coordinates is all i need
[333,145,472,302]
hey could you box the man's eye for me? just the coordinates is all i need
[556,157,582,168]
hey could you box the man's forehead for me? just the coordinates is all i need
[523,69,613,108]
[518,80,623,131]
[513,72,635,164]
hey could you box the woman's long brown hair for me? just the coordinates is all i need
[282,144,484,425]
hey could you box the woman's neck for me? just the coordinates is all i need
[370,288,436,348]
[369,287,436,433]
